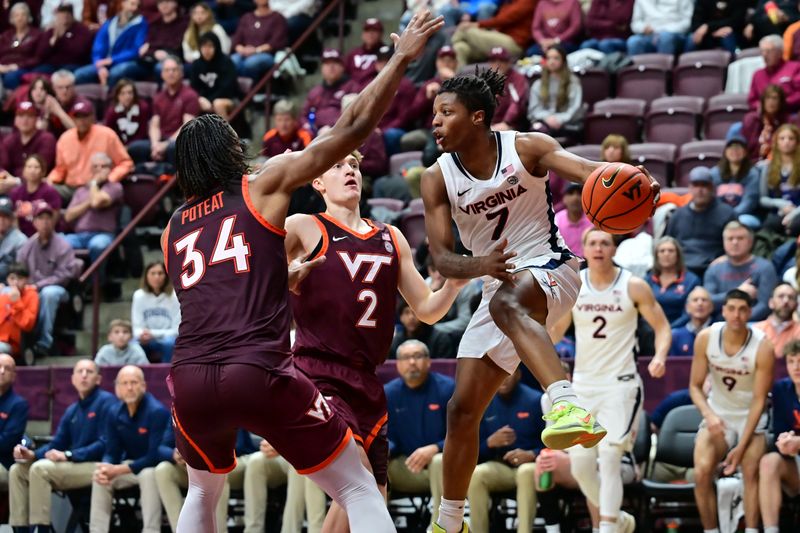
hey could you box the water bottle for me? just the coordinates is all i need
[307,107,317,135]
[537,448,553,490]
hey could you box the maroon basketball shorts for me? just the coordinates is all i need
[168,362,351,475]
[294,355,389,486]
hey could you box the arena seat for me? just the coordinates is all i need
[399,212,426,251]
[584,111,642,145]
[573,67,611,108]
[673,57,728,100]
[593,98,647,116]
[123,174,162,226]
[616,54,672,103]
[645,96,704,145]
[390,150,423,177]
[629,143,677,186]
[367,197,405,212]
[567,144,602,161]
[134,81,159,102]
[704,93,748,140]
[74,83,107,117]
[674,140,725,186]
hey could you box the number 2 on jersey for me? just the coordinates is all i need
[486,207,509,240]
[174,215,252,289]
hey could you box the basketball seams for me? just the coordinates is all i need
[591,169,640,226]
[582,163,652,233]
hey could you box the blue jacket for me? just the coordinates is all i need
[160,424,256,463]
[478,383,544,463]
[36,387,116,462]
[670,320,711,356]
[237,430,259,456]
[772,377,800,435]
[385,372,454,457]
[102,392,170,474]
[0,387,28,469]
[650,388,692,429]
[646,270,701,327]
[91,14,148,65]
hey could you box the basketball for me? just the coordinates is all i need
[581,163,655,234]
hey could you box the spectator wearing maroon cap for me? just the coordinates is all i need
[529,0,583,56]
[230,0,288,81]
[36,4,92,73]
[345,18,385,86]
[9,154,61,237]
[300,48,359,132]
[684,0,745,54]
[48,98,134,201]
[128,56,199,171]
[104,79,150,146]
[0,3,46,90]
[138,0,187,77]
[487,47,528,131]
[579,0,634,55]
[1,101,57,186]
[73,0,149,88]
[261,100,312,158]
[451,0,534,65]
[402,45,458,151]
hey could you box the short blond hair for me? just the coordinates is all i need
[109,319,132,334]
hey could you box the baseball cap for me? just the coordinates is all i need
[32,200,54,217]
[437,46,456,59]
[321,48,342,63]
[376,45,393,61]
[363,18,383,32]
[725,132,748,148]
[15,101,37,116]
[488,47,510,61]
[0,198,13,217]
[688,166,713,184]
[70,98,93,116]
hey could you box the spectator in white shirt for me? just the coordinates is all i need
[131,261,180,363]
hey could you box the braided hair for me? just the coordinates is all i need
[175,114,249,199]
[438,67,507,126]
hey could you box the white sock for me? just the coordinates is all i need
[598,521,616,533]
[744,529,759,533]
[703,529,720,533]
[546,380,578,406]
[177,465,226,533]
[592,529,599,533]
[437,498,465,533]
[545,525,561,533]
[764,527,780,533]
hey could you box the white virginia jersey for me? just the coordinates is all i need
[438,130,573,271]
[572,268,638,386]
[706,321,764,416]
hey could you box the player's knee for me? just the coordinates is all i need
[597,447,623,475]
[488,291,519,327]
[759,452,783,476]
[692,460,715,484]
[446,394,483,430]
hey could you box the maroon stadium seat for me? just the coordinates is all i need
[677,50,731,67]
[134,81,159,101]
[629,143,677,186]
[645,96,704,144]
[408,197,424,215]
[674,140,725,186]
[673,51,730,100]
[367,198,405,212]
[573,67,610,108]
[704,93,748,140]
[593,98,647,116]
[123,174,161,226]
[584,99,645,144]
[399,212,426,251]
[389,151,423,177]
[74,83,106,117]
[237,77,253,95]
[568,144,603,161]
[736,47,761,60]
[616,54,672,103]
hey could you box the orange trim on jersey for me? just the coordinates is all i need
[296,427,353,475]
[385,224,402,262]
[162,219,172,271]
[172,406,237,474]
[311,215,329,260]
[362,413,388,452]
[242,175,287,237]
[319,212,379,240]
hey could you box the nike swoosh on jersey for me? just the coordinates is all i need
[332,236,347,241]
[457,188,472,197]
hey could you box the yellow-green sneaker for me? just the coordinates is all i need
[432,522,469,533]
[541,402,606,449]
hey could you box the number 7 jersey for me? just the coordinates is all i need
[438,130,572,271]
[165,176,292,369]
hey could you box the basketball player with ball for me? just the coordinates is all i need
[551,228,672,533]
[421,67,659,533]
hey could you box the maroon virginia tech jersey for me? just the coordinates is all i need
[166,176,291,370]
[291,213,401,369]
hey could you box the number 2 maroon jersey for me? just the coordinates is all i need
[291,213,401,369]
[165,176,291,369]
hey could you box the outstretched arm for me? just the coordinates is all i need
[629,277,672,378]
[421,164,516,283]
[516,133,603,184]
[391,225,467,324]
[250,12,444,229]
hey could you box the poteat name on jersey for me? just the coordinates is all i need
[458,184,528,215]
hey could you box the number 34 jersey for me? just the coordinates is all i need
[438,130,572,273]
[291,214,400,369]
[705,321,765,417]
[572,268,638,387]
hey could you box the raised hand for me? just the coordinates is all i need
[390,11,445,63]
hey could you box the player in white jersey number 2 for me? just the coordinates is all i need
[420,69,659,533]
[689,289,774,533]
[551,228,672,533]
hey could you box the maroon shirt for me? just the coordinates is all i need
[166,176,291,369]
[0,28,45,69]
[42,21,93,67]
[378,75,417,130]
[145,15,188,58]
[2,129,57,178]
[301,78,360,130]
[231,11,288,50]
[153,84,200,139]
[9,182,62,236]
[261,128,312,158]
[291,214,400,370]
[494,69,529,128]
[345,44,382,85]
[585,0,634,40]
[103,100,151,145]
[408,76,443,130]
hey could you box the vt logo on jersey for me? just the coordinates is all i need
[337,252,393,282]
[458,184,528,215]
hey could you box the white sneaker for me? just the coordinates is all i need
[619,510,636,533]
